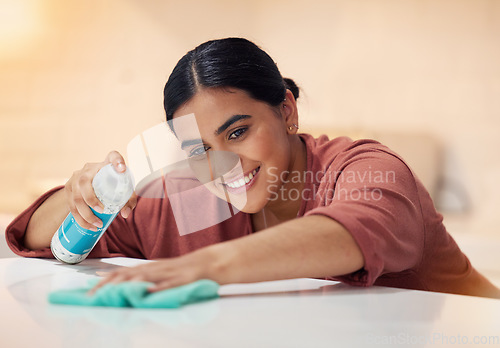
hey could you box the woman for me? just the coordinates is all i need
[7,38,500,298]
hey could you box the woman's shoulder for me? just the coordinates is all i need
[299,132,402,169]
[300,132,390,151]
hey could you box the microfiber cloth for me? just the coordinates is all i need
[48,278,219,308]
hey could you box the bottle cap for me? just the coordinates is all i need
[92,164,135,213]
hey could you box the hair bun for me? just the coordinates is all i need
[283,78,299,100]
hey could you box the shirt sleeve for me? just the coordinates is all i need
[5,187,61,258]
[304,147,426,287]
[5,187,144,259]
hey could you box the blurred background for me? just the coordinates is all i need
[0,0,499,280]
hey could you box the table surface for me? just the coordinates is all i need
[1,257,499,348]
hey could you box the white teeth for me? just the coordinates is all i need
[226,167,259,189]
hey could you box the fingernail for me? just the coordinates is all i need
[93,205,104,214]
[93,220,103,229]
[116,162,126,172]
[121,207,131,218]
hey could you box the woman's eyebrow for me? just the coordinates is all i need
[180,138,203,150]
[180,114,251,149]
[215,114,251,136]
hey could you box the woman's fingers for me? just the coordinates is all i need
[147,281,175,293]
[65,171,102,231]
[105,150,127,173]
[72,196,102,231]
[88,270,127,295]
[95,271,110,277]
[91,263,155,292]
[105,151,137,219]
[120,192,138,219]
[88,257,201,295]
[79,166,105,214]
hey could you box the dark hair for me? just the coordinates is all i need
[163,37,299,122]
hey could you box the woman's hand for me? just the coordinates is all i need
[64,151,138,231]
[24,151,138,250]
[89,248,218,294]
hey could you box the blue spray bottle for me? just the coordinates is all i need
[51,164,134,264]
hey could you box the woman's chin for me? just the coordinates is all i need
[234,198,269,214]
[203,181,270,214]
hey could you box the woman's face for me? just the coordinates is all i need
[172,88,299,214]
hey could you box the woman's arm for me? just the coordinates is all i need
[211,215,364,284]
[91,215,364,292]
[24,189,69,250]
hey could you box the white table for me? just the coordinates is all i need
[0,257,499,348]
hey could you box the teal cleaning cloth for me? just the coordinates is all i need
[48,278,219,308]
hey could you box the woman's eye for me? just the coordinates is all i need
[228,127,247,140]
[189,145,209,157]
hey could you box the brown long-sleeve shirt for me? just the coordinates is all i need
[6,134,499,298]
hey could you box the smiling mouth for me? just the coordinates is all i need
[223,166,260,190]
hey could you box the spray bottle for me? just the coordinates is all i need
[51,163,134,264]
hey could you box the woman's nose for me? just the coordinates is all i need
[205,150,242,177]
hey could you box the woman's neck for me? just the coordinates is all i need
[264,134,307,223]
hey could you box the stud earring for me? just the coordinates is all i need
[287,123,299,131]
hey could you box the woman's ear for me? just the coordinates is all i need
[282,89,299,133]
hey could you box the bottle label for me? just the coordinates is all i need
[55,208,118,255]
